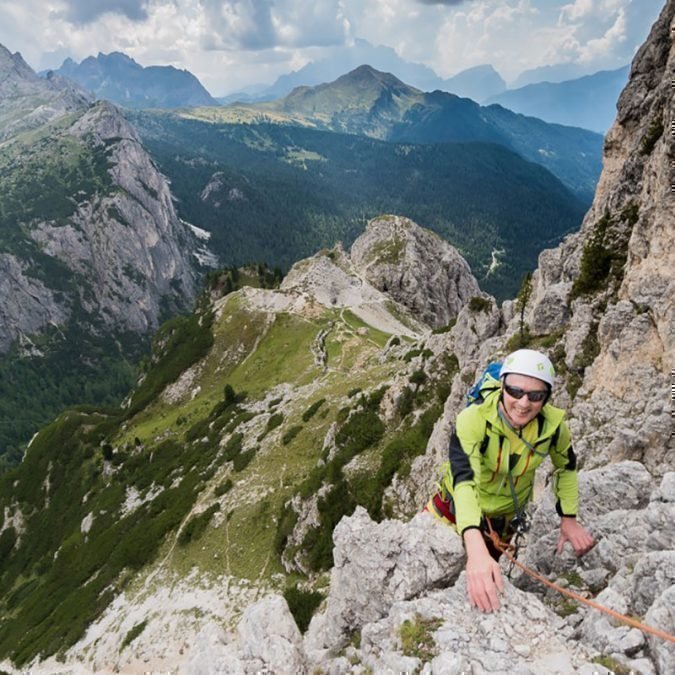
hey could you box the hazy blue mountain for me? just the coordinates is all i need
[256,39,444,99]
[239,65,603,201]
[47,52,219,108]
[487,66,629,133]
[511,62,595,88]
[441,64,506,102]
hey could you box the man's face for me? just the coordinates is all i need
[501,373,548,428]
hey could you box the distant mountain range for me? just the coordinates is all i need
[219,64,603,202]
[487,66,629,133]
[129,66,588,298]
[510,62,598,89]
[219,39,506,104]
[45,52,219,108]
[47,45,625,135]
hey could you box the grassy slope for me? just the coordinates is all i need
[0,282,428,665]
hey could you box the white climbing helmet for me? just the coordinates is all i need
[500,349,555,387]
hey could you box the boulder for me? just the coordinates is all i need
[304,507,465,654]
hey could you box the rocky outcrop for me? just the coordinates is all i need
[350,215,481,329]
[0,255,69,351]
[280,214,482,338]
[521,2,674,476]
[27,101,198,334]
[0,47,203,351]
[304,508,465,656]
[280,248,425,338]
[0,44,92,141]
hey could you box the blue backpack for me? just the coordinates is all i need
[465,361,502,406]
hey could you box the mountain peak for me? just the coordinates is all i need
[334,64,418,94]
[48,50,217,108]
[279,64,420,121]
[0,43,38,82]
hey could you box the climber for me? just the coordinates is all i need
[425,349,594,612]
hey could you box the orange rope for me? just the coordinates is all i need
[484,524,675,645]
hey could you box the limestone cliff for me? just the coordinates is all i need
[0,44,204,352]
[350,215,481,329]
[522,1,674,477]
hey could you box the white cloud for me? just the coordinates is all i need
[0,0,664,94]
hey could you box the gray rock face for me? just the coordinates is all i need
[521,2,674,478]
[280,242,425,337]
[0,51,201,352]
[357,576,593,674]
[0,44,92,141]
[182,596,307,675]
[237,595,306,672]
[304,507,465,655]
[513,467,675,672]
[0,254,70,351]
[350,215,481,329]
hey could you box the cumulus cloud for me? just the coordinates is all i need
[199,0,349,51]
[0,0,664,96]
[415,0,472,5]
[58,0,149,24]
[552,0,657,68]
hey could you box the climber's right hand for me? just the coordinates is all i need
[463,528,504,612]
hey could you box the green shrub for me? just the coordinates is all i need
[223,384,237,404]
[224,410,256,434]
[305,479,356,571]
[365,386,389,410]
[403,348,422,362]
[274,503,299,556]
[468,296,492,313]
[409,370,427,389]
[347,387,362,398]
[302,398,326,422]
[121,620,148,650]
[399,615,442,661]
[178,503,221,546]
[298,466,326,499]
[389,336,401,346]
[0,527,17,559]
[214,479,233,497]
[232,448,256,472]
[284,586,324,633]
[397,387,414,418]
[334,410,385,465]
[282,426,303,445]
[184,417,211,442]
[570,209,635,301]
[640,118,663,155]
[266,413,284,431]
[223,433,244,462]
[432,320,456,334]
[336,406,350,424]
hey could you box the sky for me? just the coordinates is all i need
[0,0,666,95]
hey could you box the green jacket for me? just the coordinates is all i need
[441,388,578,535]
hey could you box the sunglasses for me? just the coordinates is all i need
[503,383,548,403]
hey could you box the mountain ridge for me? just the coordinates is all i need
[213,64,603,201]
[487,65,630,133]
[46,51,219,109]
[0,44,206,466]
